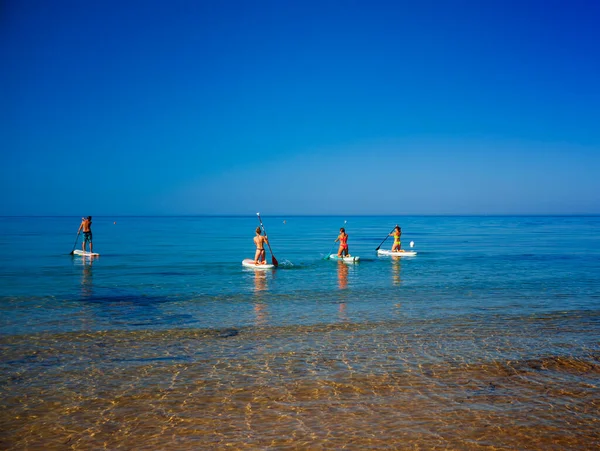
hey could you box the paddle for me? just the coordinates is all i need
[324,220,347,259]
[375,225,398,251]
[69,230,81,255]
[256,213,278,267]
[324,242,336,260]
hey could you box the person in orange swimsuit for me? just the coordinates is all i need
[335,227,349,257]
[253,226,269,264]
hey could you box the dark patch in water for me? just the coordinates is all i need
[75,294,173,305]
[113,356,190,363]
[217,328,239,338]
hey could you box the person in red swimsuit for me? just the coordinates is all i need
[253,226,269,264]
[335,227,349,257]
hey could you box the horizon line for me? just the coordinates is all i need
[1,213,600,218]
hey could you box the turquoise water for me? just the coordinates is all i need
[2,215,599,334]
[1,216,599,449]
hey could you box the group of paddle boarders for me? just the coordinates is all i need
[71,216,408,264]
[332,225,402,257]
[252,223,407,265]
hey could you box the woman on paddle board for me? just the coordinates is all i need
[77,216,93,254]
[335,228,349,257]
[390,225,402,252]
[254,227,269,265]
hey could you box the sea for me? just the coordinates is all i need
[1,215,599,449]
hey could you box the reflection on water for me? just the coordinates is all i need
[79,256,97,298]
[336,262,349,321]
[391,256,401,285]
[253,270,267,292]
[337,261,348,289]
[254,302,268,327]
[253,271,269,326]
[338,301,347,322]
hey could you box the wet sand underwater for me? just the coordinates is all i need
[2,314,599,449]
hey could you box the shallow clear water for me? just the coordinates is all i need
[1,216,599,449]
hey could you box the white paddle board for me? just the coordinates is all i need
[242,259,275,270]
[328,254,360,263]
[73,250,100,257]
[377,249,417,257]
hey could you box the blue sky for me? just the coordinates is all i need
[1,0,599,215]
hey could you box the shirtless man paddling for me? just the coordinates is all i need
[78,216,93,254]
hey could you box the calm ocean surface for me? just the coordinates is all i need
[1,215,599,449]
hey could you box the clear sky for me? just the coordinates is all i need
[1,0,599,216]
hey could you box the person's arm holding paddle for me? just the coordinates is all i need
[78,217,87,253]
[260,234,269,264]
[69,218,84,255]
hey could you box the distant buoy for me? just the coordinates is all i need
[410,241,414,248]
[114,222,116,225]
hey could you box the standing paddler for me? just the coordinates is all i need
[77,216,93,254]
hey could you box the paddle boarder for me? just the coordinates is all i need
[254,226,269,265]
[390,225,402,252]
[335,227,350,257]
[78,216,93,254]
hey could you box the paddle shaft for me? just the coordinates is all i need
[324,241,337,260]
[257,214,278,266]
[375,226,397,251]
[69,230,81,255]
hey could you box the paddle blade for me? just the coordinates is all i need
[272,255,279,267]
